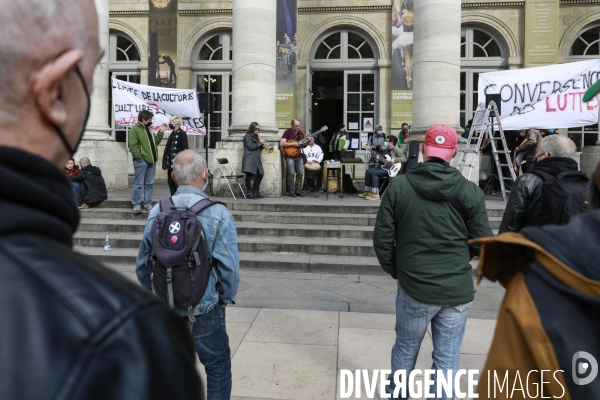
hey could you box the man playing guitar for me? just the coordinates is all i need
[280,118,305,197]
[359,135,407,200]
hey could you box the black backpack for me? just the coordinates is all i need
[404,141,420,172]
[147,197,222,328]
[530,170,589,226]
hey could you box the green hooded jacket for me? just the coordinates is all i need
[128,123,164,164]
[373,161,493,305]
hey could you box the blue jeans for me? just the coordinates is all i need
[285,157,304,193]
[385,283,471,400]
[132,159,156,207]
[70,182,79,205]
[365,167,389,190]
[190,305,232,400]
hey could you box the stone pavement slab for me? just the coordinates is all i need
[216,308,495,400]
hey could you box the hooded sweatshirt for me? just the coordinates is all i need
[70,165,108,204]
[0,147,79,246]
[373,160,493,305]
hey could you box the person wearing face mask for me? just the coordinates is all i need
[330,123,349,161]
[128,109,166,214]
[0,1,204,399]
[364,124,386,166]
[162,115,188,196]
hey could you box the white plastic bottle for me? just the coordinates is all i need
[104,235,111,252]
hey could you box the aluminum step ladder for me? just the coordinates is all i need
[457,101,517,201]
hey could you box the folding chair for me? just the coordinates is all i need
[214,158,246,200]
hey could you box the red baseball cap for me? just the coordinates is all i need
[424,124,458,160]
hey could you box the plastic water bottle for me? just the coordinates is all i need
[104,235,111,252]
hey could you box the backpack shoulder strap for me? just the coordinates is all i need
[159,197,174,212]
[556,170,589,182]
[529,169,553,182]
[189,198,225,215]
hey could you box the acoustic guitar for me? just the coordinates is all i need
[283,125,328,158]
[381,155,403,177]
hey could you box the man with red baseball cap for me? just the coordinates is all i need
[374,124,492,399]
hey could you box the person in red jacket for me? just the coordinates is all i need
[64,158,79,204]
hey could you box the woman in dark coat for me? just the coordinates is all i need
[242,122,266,199]
[162,115,188,195]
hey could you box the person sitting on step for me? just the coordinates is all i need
[359,135,407,200]
[68,157,107,209]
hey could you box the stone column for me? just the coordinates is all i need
[228,0,277,137]
[410,0,461,136]
[216,0,282,197]
[75,0,129,189]
[408,0,473,178]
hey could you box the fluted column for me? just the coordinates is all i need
[85,0,112,140]
[74,0,129,189]
[410,0,462,136]
[228,0,277,138]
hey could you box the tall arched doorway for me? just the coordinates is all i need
[108,31,141,143]
[193,31,233,156]
[460,27,506,128]
[309,29,378,157]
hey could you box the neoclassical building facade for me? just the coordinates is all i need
[89,0,600,191]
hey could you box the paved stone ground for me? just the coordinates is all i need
[104,178,505,399]
[108,266,502,400]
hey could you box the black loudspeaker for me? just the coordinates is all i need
[198,92,214,114]
[486,93,502,115]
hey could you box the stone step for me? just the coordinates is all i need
[79,208,503,228]
[75,248,385,275]
[81,208,379,226]
[76,250,481,277]
[79,219,375,239]
[97,198,505,218]
[74,233,377,257]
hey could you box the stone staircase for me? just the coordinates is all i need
[75,198,504,276]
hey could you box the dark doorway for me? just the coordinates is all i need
[312,71,343,160]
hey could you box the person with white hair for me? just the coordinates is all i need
[137,150,240,399]
[500,134,589,233]
[162,115,189,195]
[0,1,203,399]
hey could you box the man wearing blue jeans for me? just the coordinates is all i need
[359,135,406,201]
[128,110,165,213]
[374,125,493,399]
[136,151,239,399]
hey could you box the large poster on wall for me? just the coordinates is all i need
[478,59,600,130]
[524,0,559,68]
[276,0,297,129]
[391,0,413,130]
[148,0,178,87]
[112,78,206,135]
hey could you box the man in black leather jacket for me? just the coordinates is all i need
[0,1,204,399]
[499,135,581,233]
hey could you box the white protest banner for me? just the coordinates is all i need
[478,59,600,130]
[111,78,205,135]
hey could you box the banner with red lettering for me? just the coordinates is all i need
[478,60,600,130]
[112,78,205,135]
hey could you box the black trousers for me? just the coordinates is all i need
[246,170,263,193]
[167,168,178,196]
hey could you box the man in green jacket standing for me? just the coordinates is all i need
[128,110,165,213]
[374,124,492,400]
